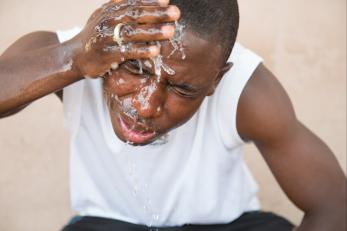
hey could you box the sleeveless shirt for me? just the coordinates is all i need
[57,27,263,227]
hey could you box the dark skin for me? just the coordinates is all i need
[103,31,225,144]
[0,0,346,230]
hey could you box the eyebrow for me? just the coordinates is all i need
[127,60,201,92]
[168,80,200,92]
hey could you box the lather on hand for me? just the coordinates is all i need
[70,0,181,78]
[0,0,180,116]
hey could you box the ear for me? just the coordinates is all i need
[207,62,233,96]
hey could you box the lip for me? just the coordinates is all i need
[118,116,156,144]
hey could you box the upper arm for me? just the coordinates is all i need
[2,31,59,57]
[236,64,346,226]
[237,64,297,145]
[2,31,63,102]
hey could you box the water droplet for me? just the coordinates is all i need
[152,214,159,221]
[167,21,186,60]
[144,60,153,69]
[126,140,134,145]
[138,60,143,75]
[152,55,163,77]
[111,62,119,70]
[120,45,127,53]
[161,63,176,76]
[150,134,169,146]
[62,59,73,72]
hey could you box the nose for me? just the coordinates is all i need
[132,79,165,119]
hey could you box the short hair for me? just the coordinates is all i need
[171,0,239,62]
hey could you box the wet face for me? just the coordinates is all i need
[103,30,230,145]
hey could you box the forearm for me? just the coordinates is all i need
[0,41,82,116]
[0,0,179,117]
[237,64,346,231]
[296,210,346,231]
[257,122,346,231]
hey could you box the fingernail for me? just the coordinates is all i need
[158,0,170,6]
[161,25,175,37]
[148,45,160,57]
[167,5,181,19]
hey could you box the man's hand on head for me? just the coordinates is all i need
[70,0,180,78]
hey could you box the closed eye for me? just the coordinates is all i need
[122,62,200,98]
[168,82,200,98]
[122,60,153,76]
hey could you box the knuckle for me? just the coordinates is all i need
[97,19,110,31]
[126,6,143,19]
[127,0,139,5]
[122,25,134,37]
[97,16,109,26]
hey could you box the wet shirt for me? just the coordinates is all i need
[57,28,263,227]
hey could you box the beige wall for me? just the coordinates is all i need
[0,0,346,230]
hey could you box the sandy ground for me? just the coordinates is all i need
[0,0,346,230]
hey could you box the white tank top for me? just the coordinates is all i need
[57,28,263,227]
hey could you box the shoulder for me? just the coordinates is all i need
[236,64,298,144]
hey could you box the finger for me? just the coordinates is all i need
[102,43,160,59]
[110,0,124,4]
[121,24,175,42]
[135,0,170,7]
[120,5,180,24]
[122,44,160,59]
[101,0,170,18]
[112,0,169,7]
[98,5,179,30]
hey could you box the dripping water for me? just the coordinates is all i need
[167,21,186,60]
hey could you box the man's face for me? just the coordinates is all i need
[103,30,228,145]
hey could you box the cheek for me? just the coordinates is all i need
[103,71,147,96]
[161,93,205,131]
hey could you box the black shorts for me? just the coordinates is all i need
[62,211,295,231]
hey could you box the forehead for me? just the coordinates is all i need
[160,31,223,86]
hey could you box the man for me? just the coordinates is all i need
[0,0,346,230]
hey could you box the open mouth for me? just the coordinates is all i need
[118,116,156,144]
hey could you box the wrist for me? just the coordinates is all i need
[61,38,84,81]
